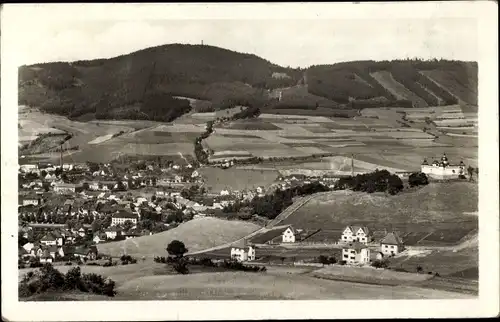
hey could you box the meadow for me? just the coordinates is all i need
[97,217,261,258]
[197,167,280,193]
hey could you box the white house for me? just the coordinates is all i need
[380,232,404,256]
[40,233,57,246]
[191,170,199,178]
[104,226,122,240]
[421,153,466,179]
[40,250,53,263]
[93,232,107,244]
[111,211,138,226]
[53,182,78,194]
[342,241,371,265]
[19,164,39,173]
[22,196,41,206]
[340,226,371,244]
[230,241,256,262]
[256,186,264,195]
[282,226,297,243]
[220,189,230,196]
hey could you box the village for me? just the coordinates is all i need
[17,156,354,266]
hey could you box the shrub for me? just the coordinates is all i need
[371,259,389,269]
[408,172,429,187]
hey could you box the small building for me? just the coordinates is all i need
[74,246,98,260]
[104,226,122,240]
[340,226,371,244]
[111,211,139,226]
[230,241,256,262]
[122,231,140,239]
[341,241,370,265]
[93,232,107,244]
[40,250,53,263]
[282,226,297,243]
[40,233,57,246]
[53,182,78,194]
[22,195,41,206]
[380,232,404,256]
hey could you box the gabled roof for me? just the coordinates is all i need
[41,249,52,258]
[380,232,403,245]
[112,210,138,219]
[346,225,370,235]
[249,225,295,244]
[41,233,56,241]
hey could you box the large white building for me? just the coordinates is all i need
[230,241,256,262]
[421,153,466,179]
[111,211,138,226]
[342,241,370,265]
[340,226,371,244]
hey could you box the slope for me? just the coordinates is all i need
[97,217,261,258]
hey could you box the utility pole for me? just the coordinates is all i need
[351,154,354,177]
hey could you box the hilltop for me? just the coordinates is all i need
[19,44,477,123]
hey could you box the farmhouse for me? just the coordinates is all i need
[380,232,404,256]
[111,211,138,226]
[340,226,371,244]
[230,240,256,262]
[421,153,466,179]
[40,233,57,246]
[342,241,370,265]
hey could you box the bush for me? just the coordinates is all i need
[408,172,429,187]
[371,259,389,269]
[19,264,117,298]
[65,262,73,266]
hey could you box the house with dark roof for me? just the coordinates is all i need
[342,241,370,265]
[380,232,404,256]
[74,246,98,260]
[40,233,57,246]
[40,249,53,263]
[104,226,122,240]
[340,225,371,244]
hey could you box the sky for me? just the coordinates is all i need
[5,5,478,68]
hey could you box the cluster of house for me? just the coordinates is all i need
[229,224,405,265]
[19,226,99,263]
[277,174,340,190]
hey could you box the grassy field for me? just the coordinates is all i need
[97,217,261,258]
[197,167,280,192]
[279,182,478,232]
[20,263,473,300]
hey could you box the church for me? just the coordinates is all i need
[421,153,466,179]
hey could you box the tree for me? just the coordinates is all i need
[123,220,134,232]
[467,166,475,181]
[166,240,188,259]
[408,172,429,187]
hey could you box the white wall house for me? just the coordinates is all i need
[421,153,466,179]
[282,227,297,243]
[341,242,370,265]
[230,245,256,262]
[111,212,138,226]
[22,198,40,206]
[340,226,370,244]
[380,232,404,256]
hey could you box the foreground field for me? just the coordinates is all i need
[97,217,261,258]
[20,263,473,300]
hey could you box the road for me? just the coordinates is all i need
[188,191,330,255]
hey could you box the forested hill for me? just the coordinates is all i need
[18,44,478,122]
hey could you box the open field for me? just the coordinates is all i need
[279,182,478,232]
[197,167,279,192]
[97,217,261,258]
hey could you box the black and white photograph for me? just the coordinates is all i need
[1,2,498,320]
